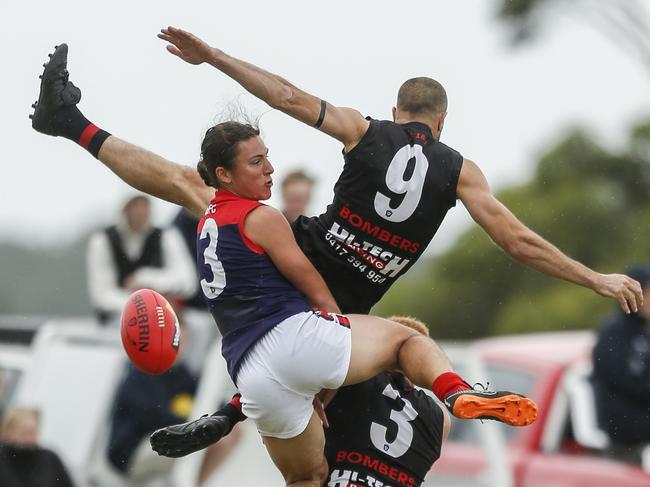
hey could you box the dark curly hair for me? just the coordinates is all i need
[197,121,261,188]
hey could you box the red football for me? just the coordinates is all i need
[120,289,181,374]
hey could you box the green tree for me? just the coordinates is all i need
[496,0,650,75]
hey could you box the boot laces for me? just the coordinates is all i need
[471,381,490,392]
[470,381,490,424]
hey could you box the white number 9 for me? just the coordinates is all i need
[374,144,429,223]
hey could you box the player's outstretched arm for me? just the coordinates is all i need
[244,205,341,313]
[157,26,369,152]
[457,159,643,314]
[98,137,213,218]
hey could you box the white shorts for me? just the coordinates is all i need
[236,311,352,439]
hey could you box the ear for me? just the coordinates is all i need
[215,166,232,186]
[392,106,397,122]
[437,112,447,132]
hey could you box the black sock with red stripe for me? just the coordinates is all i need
[211,393,247,434]
[52,105,110,158]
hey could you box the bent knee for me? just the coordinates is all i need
[397,326,424,349]
[286,459,327,485]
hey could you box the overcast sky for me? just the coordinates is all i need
[2,1,648,252]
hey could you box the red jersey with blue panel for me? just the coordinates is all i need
[197,190,310,381]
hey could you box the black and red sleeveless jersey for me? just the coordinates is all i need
[324,372,444,487]
[292,119,463,313]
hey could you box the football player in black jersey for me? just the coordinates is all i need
[323,315,450,487]
[30,30,641,474]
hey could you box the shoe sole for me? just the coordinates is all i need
[151,422,225,457]
[31,43,81,134]
[452,394,538,426]
[32,45,68,125]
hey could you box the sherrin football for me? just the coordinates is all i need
[120,289,181,374]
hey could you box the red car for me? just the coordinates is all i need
[428,332,650,487]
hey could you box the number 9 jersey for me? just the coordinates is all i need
[292,119,463,314]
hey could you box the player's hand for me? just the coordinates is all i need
[313,395,329,428]
[593,273,643,314]
[158,26,216,65]
[313,388,339,429]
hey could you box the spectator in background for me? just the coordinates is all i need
[593,266,650,445]
[107,355,198,483]
[0,407,74,487]
[107,319,237,486]
[172,209,214,375]
[87,194,196,325]
[280,170,314,223]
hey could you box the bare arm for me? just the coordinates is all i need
[157,27,369,152]
[98,136,213,218]
[457,159,643,313]
[244,205,340,313]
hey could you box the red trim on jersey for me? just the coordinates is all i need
[237,207,265,254]
[212,190,265,254]
[79,124,100,149]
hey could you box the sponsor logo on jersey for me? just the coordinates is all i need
[328,222,411,279]
[338,206,420,254]
[327,468,408,487]
[331,451,416,487]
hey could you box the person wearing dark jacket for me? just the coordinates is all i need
[0,408,74,487]
[593,266,650,444]
[107,362,198,474]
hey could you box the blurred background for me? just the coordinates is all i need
[1,0,649,486]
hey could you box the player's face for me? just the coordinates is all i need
[223,136,274,200]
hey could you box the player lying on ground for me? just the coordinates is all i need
[32,45,539,487]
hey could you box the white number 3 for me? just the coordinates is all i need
[370,383,418,458]
[374,144,429,222]
[199,218,226,299]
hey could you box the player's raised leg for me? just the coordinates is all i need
[30,44,212,218]
[344,314,538,427]
[31,44,110,155]
[341,314,451,384]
